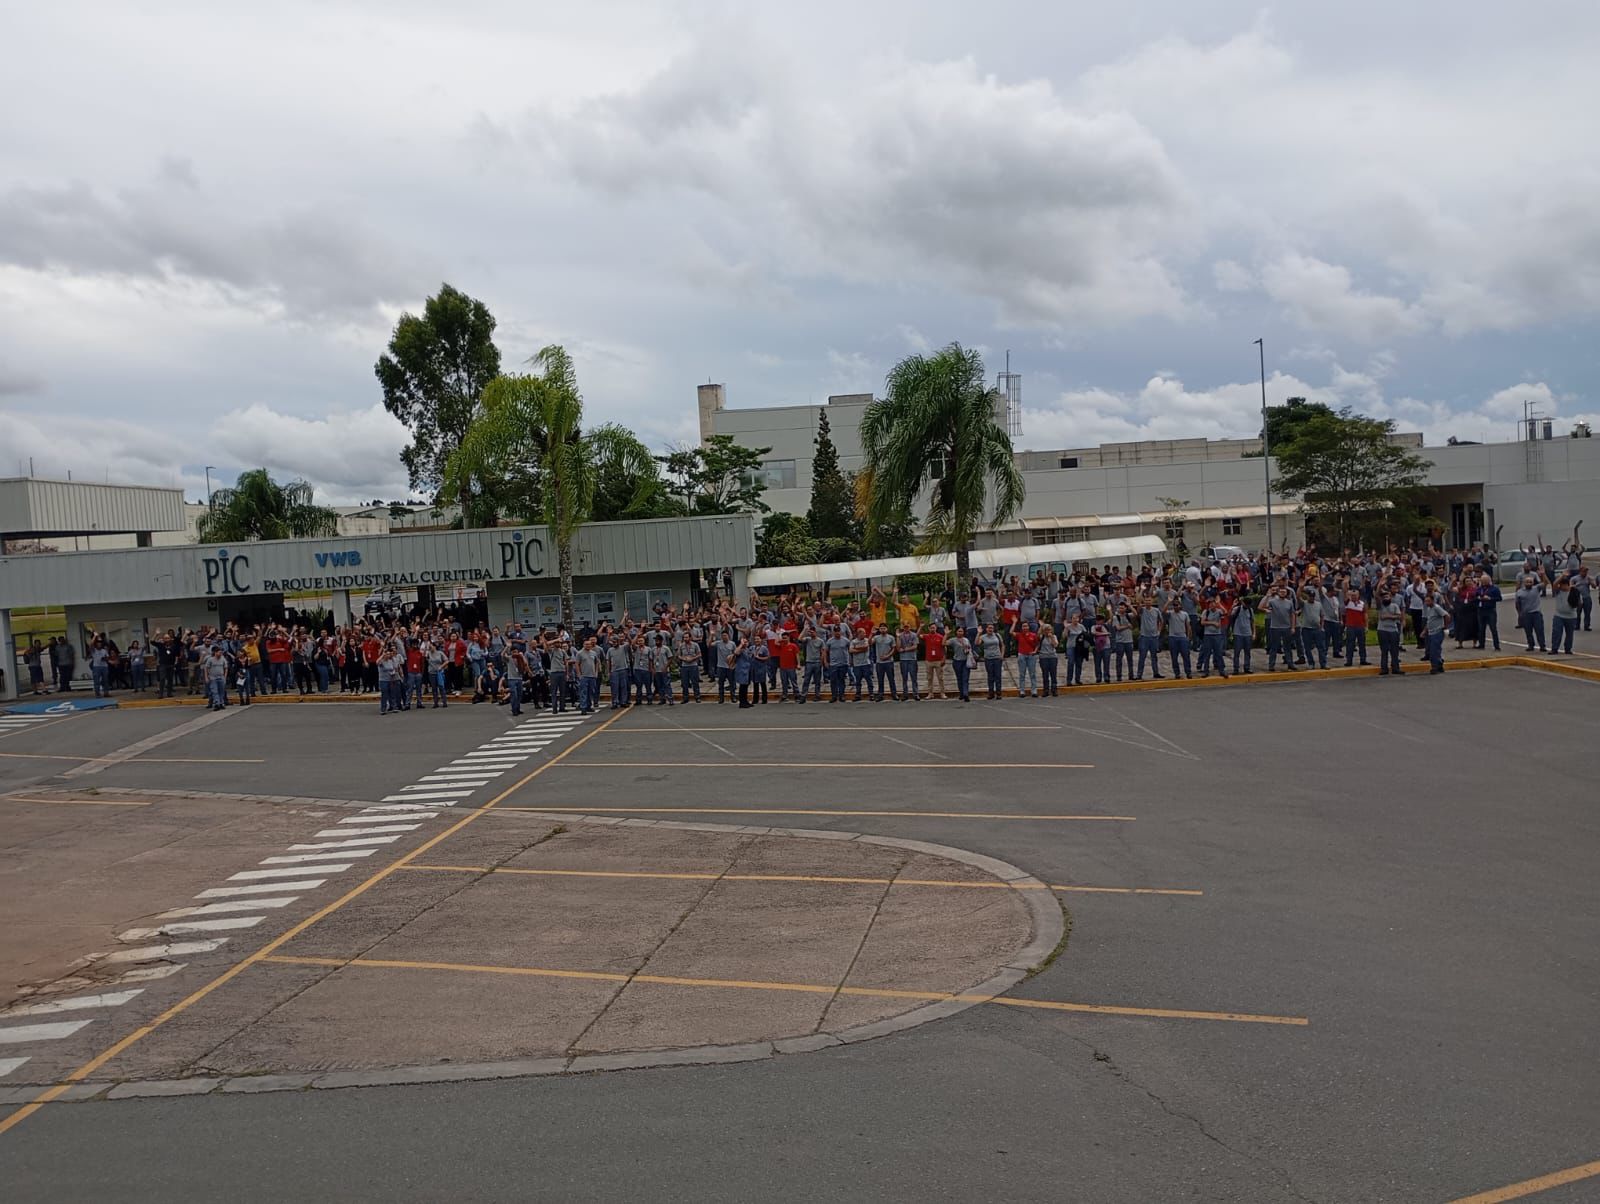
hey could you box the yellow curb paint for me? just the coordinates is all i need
[492,806,1133,821]
[1446,1157,1600,1204]
[258,954,1303,1026]
[0,707,630,1140]
[558,761,1094,769]
[398,863,1200,896]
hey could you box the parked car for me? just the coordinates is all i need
[1495,549,1529,583]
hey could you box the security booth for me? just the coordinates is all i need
[0,514,756,700]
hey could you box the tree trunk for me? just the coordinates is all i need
[559,537,575,629]
[956,545,970,585]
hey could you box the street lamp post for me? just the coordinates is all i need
[1254,339,1272,552]
[204,466,216,512]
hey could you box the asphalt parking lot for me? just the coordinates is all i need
[1,668,1597,1202]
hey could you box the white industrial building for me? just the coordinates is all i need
[698,382,1600,554]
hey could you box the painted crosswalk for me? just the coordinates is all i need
[0,711,592,1079]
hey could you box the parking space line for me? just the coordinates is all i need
[1446,1156,1600,1203]
[0,705,628,1139]
[493,805,1132,821]
[601,725,1064,732]
[559,761,1095,769]
[259,954,1303,1026]
[397,863,1199,895]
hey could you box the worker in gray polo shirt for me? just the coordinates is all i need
[1136,598,1164,680]
[1375,589,1405,675]
[800,625,825,703]
[1297,585,1327,669]
[871,624,898,701]
[1515,573,1547,652]
[1259,585,1299,672]
[823,626,851,703]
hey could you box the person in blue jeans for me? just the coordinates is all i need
[506,648,528,715]
[1135,601,1163,680]
[1474,575,1502,651]
[1165,604,1193,679]
[1231,599,1255,674]
[1424,594,1449,673]
[979,624,1005,699]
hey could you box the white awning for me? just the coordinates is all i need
[746,535,1168,588]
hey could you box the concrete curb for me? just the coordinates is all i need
[18,816,1061,1104]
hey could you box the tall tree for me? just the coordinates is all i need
[756,512,820,568]
[660,435,773,515]
[197,469,338,542]
[591,431,682,522]
[859,343,1024,579]
[1271,408,1431,551]
[447,346,656,625]
[1252,396,1335,458]
[375,283,502,521]
[807,410,856,543]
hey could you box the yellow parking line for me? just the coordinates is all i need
[398,863,1199,896]
[0,706,630,1139]
[260,954,1301,1026]
[560,761,1093,769]
[493,806,1132,821]
[1447,1157,1600,1203]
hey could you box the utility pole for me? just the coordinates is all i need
[1255,338,1273,551]
[205,466,216,512]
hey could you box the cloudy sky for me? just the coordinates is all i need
[3,1,1597,503]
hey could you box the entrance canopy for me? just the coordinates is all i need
[746,535,1168,589]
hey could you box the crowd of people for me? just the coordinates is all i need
[16,541,1592,710]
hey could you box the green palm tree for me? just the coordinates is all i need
[197,469,339,542]
[860,343,1025,580]
[448,346,661,625]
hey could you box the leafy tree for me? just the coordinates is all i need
[1249,396,1335,458]
[1156,496,1191,561]
[375,283,502,519]
[859,343,1024,579]
[197,469,338,542]
[1271,408,1431,551]
[591,431,682,522]
[807,410,856,544]
[756,512,820,568]
[446,346,658,625]
[661,435,773,515]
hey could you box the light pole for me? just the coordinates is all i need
[204,466,216,512]
[1254,339,1272,552]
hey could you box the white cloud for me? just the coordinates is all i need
[1212,260,1254,292]
[1260,253,1432,342]
[529,46,1195,327]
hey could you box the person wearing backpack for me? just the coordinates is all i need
[1550,574,1580,655]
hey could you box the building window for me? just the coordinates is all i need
[1032,526,1089,545]
[926,453,953,481]
[1165,519,1185,542]
[1058,456,1079,469]
[754,459,797,490]
[1222,517,1242,536]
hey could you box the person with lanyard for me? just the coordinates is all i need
[871,622,898,702]
[1037,624,1059,697]
[979,623,1005,700]
[923,623,948,700]
[1375,586,1405,675]
[895,622,921,701]
[800,625,825,704]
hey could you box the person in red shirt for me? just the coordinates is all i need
[266,629,292,693]
[775,634,800,701]
[923,624,947,699]
[1013,620,1041,697]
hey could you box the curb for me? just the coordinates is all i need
[6,816,1062,1104]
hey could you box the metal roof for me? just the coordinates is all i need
[0,478,188,538]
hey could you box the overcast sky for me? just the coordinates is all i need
[2,1,1597,503]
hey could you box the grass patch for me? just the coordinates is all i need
[1026,897,1073,978]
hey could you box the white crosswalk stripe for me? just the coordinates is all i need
[0,1020,93,1044]
[120,916,266,940]
[259,849,378,865]
[200,879,325,896]
[391,788,475,799]
[3,990,144,1018]
[231,865,353,880]
[0,1057,30,1077]
[417,775,496,785]
[98,939,228,963]
[160,898,296,918]
[3,986,144,1018]
[340,812,436,824]
[288,835,401,850]
[313,824,417,837]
